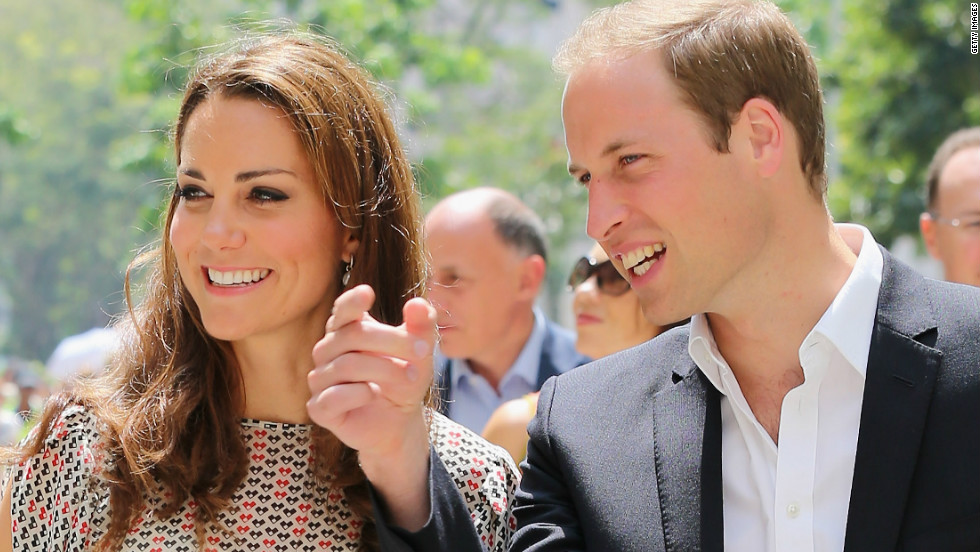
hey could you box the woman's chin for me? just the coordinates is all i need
[575,337,607,360]
[199,318,251,343]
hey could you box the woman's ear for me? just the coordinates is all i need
[342,232,360,264]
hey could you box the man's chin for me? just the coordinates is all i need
[435,335,466,358]
[947,271,980,288]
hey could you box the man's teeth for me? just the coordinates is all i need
[622,243,665,271]
[208,268,270,286]
[634,257,656,276]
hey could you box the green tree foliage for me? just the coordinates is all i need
[0,106,32,147]
[830,0,979,246]
[783,0,979,245]
[0,0,162,361]
[4,0,973,363]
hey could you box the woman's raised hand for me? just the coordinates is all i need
[307,284,437,529]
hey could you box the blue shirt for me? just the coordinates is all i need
[440,308,548,433]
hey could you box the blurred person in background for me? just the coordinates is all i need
[44,326,121,389]
[0,359,50,446]
[0,31,516,552]
[0,361,27,446]
[919,127,980,287]
[10,367,43,423]
[482,242,685,464]
[426,187,590,434]
[567,243,685,359]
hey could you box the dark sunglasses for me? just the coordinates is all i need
[568,256,631,296]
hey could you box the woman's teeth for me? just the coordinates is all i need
[208,268,270,286]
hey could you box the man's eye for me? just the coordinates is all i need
[435,275,461,288]
[577,173,591,186]
[621,154,641,165]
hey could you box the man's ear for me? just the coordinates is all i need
[919,212,941,260]
[737,97,784,178]
[517,254,547,300]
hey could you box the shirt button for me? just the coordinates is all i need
[787,503,800,518]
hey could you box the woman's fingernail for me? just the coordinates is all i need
[406,365,419,382]
[414,339,430,358]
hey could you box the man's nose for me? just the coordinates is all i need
[586,179,626,242]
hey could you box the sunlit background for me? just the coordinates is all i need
[0,0,977,418]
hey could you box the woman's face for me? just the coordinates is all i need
[572,244,661,359]
[169,96,352,345]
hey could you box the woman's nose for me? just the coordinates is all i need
[572,275,601,307]
[201,201,246,250]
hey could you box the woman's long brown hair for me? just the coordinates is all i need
[1,31,427,551]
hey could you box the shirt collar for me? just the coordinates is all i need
[450,307,547,388]
[690,223,883,390]
[803,223,883,378]
[689,314,727,393]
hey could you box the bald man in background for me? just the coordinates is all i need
[425,188,589,433]
[920,127,980,287]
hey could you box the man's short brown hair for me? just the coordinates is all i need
[554,0,827,198]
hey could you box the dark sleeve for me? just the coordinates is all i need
[373,447,486,552]
[511,377,586,551]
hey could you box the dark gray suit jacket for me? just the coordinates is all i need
[512,250,980,552]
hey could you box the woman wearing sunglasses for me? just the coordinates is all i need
[568,243,670,359]
[483,242,682,465]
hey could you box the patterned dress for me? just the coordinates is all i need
[3,405,519,551]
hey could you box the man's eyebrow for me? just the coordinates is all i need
[567,140,636,175]
[602,140,634,157]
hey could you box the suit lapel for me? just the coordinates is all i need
[844,251,942,551]
[434,357,451,416]
[652,363,724,552]
[535,324,562,388]
[700,385,724,552]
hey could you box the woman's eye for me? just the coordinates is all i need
[577,173,591,186]
[621,154,641,166]
[175,185,208,201]
[250,187,289,203]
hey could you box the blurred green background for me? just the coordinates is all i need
[0,0,977,367]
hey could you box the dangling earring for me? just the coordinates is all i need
[342,255,354,287]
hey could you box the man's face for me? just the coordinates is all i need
[425,210,528,360]
[921,146,980,287]
[562,50,768,325]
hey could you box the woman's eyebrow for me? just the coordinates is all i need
[236,168,297,182]
[176,168,298,181]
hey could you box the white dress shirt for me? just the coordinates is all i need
[689,224,884,552]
